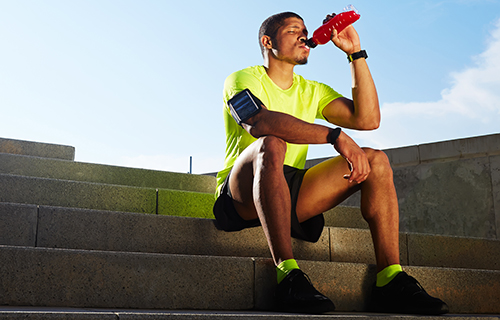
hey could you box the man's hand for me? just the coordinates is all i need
[323,13,361,55]
[333,131,370,184]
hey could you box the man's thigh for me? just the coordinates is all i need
[228,136,288,221]
[227,143,260,221]
[296,155,360,223]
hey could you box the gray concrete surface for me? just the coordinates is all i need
[2,134,500,239]
[0,202,38,247]
[395,157,496,239]
[0,174,216,217]
[0,137,75,160]
[491,155,500,239]
[0,173,157,214]
[386,133,500,166]
[1,307,499,320]
[0,152,216,193]
[1,135,500,317]
[329,228,408,266]
[332,135,500,240]
[255,258,500,314]
[35,205,330,262]
[2,203,498,270]
[2,245,499,314]
[407,232,500,270]
[0,245,254,310]
[323,206,369,229]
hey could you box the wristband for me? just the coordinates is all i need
[347,50,367,63]
[328,128,342,144]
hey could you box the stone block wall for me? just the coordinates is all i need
[306,134,500,240]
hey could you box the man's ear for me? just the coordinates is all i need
[261,35,273,50]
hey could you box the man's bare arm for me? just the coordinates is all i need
[322,25,380,130]
[242,108,332,144]
[241,108,370,184]
[322,59,380,130]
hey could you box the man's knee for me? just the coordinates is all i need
[255,136,287,166]
[363,148,393,177]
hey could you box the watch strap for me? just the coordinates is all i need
[328,128,342,144]
[347,50,368,62]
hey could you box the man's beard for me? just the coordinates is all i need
[271,50,308,65]
[295,56,308,65]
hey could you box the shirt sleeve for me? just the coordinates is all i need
[315,82,343,121]
[223,69,266,111]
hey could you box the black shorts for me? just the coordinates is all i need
[212,165,325,243]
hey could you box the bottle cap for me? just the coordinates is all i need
[304,38,318,48]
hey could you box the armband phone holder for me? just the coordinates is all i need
[227,89,263,125]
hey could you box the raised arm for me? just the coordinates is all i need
[321,24,380,130]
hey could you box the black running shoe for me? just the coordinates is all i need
[274,269,335,314]
[368,271,449,315]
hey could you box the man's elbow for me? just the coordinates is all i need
[243,124,265,138]
[361,102,381,130]
[241,115,268,138]
[358,116,380,131]
[366,119,380,130]
[241,109,272,138]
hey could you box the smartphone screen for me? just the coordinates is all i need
[228,89,262,124]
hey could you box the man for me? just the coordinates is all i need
[213,11,449,315]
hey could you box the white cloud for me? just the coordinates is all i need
[352,18,500,149]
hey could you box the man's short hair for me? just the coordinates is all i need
[259,12,304,57]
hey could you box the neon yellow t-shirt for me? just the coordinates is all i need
[215,65,343,197]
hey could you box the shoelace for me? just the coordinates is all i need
[400,274,427,295]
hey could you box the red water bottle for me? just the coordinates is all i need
[305,5,360,48]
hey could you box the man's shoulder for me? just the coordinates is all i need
[227,65,265,81]
[224,66,266,97]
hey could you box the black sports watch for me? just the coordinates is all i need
[347,50,368,62]
[328,128,342,144]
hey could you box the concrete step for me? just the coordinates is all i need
[2,202,499,271]
[0,137,75,160]
[1,245,499,314]
[0,307,499,320]
[323,206,368,229]
[0,152,216,193]
[0,171,367,226]
[0,174,214,218]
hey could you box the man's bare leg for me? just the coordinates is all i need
[229,136,293,266]
[230,139,400,270]
[228,137,337,313]
[358,149,400,271]
[296,148,400,271]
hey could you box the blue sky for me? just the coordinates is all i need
[1,0,499,174]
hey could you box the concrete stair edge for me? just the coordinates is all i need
[1,245,499,314]
[0,174,215,218]
[1,202,499,271]
[2,135,500,317]
[0,307,499,320]
[0,172,367,223]
[0,137,75,160]
[0,152,216,193]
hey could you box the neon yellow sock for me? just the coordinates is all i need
[276,259,300,284]
[376,264,403,287]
